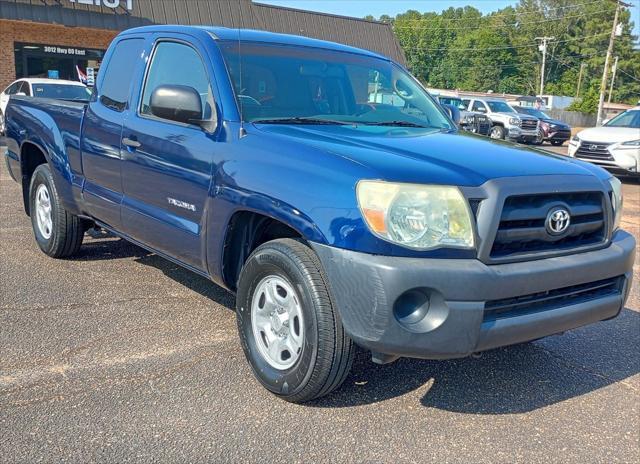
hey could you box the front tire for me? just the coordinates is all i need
[489,125,505,139]
[29,164,84,258]
[236,238,354,403]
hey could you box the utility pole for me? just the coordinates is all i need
[576,63,586,98]
[596,1,628,126]
[608,55,619,103]
[536,36,554,96]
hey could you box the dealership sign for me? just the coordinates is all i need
[69,0,133,10]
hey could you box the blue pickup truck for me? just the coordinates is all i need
[4,26,636,403]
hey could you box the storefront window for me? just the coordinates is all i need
[13,43,106,85]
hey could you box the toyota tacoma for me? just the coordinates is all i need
[3,26,635,403]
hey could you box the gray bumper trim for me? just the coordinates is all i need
[312,231,635,359]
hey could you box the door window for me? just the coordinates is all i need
[18,81,31,96]
[472,101,487,112]
[99,38,145,112]
[140,41,213,123]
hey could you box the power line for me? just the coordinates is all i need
[616,67,640,83]
[401,32,611,52]
[392,9,615,31]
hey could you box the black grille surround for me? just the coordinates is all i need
[490,191,607,259]
[576,141,614,161]
[483,276,624,321]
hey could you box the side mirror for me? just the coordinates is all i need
[442,104,461,125]
[150,85,202,125]
[15,92,27,97]
[476,106,487,113]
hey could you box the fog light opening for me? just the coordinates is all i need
[393,288,449,333]
[394,289,430,325]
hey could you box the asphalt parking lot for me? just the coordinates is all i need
[1,142,639,463]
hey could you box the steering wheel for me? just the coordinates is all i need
[393,78,415,101]
[238,95,261,106]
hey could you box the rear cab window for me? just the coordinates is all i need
[98,38,146,112]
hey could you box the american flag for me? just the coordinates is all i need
[76,65,88,84]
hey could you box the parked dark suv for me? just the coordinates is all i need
[513,106,572,146]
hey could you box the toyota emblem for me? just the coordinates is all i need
[546,208,571,235]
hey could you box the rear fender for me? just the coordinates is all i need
[16,111,79,216]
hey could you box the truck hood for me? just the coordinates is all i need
[577,126,640,143]
[252,124,603,186]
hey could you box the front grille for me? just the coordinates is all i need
[521,119,538,131]
[576,141,613,161]
[483,276,623,321]
[490,192,607,259]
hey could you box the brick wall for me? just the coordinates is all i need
[0,19,117,89]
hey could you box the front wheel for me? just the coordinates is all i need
[489,125,505,140]
[236,239,354,403]
[534,130,544,145]
[29,164,84,258]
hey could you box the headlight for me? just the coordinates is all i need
[620,139,640,148]
[609,176,623,231]
[509,117,520,125]
[571,135,580,142]
[356,180,475,250]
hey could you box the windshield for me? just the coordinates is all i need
[517,107,550,119]
[487,101,515,113]
[605,110,640,128]
[439,97,467,110]
[219,41,452,129]
[32,84,91,101]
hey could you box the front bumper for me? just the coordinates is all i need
[546,130,571,142]
[507,127,538,142]
[569,142,640,175]
[312,231,635,360]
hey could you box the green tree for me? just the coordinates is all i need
[369,0,640,103]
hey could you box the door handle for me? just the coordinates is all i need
[122,137,141,149]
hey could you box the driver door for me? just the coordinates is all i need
[120,37,219,271]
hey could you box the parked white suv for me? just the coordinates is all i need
[0,78,90,134]
[463,97,539,143]
[568,106,640,177]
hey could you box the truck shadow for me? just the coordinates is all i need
[312,308,639,413]
[76,235,639,414]
[77,237,235,309]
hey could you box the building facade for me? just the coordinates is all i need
[0,0,405,89]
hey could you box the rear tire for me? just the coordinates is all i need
[29,164,84,258]
[489,125,505,140]
[236,238,354,403]
[551,140,564,146]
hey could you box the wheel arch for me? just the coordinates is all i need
[219,209,309,291]
[19,140,49,215]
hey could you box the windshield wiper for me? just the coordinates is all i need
[356,120,429,128]
[252,117,348,125]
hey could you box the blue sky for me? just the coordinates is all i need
[257,0,640,36]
